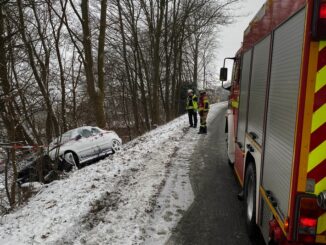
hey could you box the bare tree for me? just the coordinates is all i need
[0,0,240,165]
[65,0,108,128]
[15,0,60,143]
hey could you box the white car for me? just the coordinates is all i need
[48,126,122,168]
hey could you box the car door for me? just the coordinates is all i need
[91,127,109,155]
[77,128,97,161]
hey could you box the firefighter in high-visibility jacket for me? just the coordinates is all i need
[198,90,209,134]
[186,89,198,128]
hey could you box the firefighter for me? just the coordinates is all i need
[198,90,209,134]
[186,89,198,128]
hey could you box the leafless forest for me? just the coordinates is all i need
[0,0,236,208]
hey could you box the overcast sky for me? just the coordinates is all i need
[215,0,267,81]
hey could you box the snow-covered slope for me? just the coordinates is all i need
[0,103,226,245]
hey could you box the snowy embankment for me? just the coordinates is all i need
[0,103,226,245]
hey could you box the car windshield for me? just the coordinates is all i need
[50,130,74,146]
[61,131,73,141]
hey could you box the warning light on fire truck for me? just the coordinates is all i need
[312,0,326,40]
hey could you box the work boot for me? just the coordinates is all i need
[198,127,204,134]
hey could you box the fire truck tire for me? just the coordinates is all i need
[244,163,258,238]
[228,159,233,166]
[226,130,234,167]
[225,117,228,133]
[268,239,277,245]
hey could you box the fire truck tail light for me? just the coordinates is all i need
[320,3,326,18]
[296,197,319,243]
[298,217,317,234]
[313,0,326,40]
[297,215,317,243]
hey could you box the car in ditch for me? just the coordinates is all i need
[17,126,122,184]
[48,126,122,168]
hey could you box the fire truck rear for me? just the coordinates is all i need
[221,0,326,244]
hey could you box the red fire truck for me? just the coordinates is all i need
[220,0,326,244]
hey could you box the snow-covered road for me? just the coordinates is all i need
[0,103,227,245]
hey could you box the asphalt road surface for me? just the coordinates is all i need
[166,104,265,245]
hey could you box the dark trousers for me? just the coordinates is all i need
[188,109,197,127]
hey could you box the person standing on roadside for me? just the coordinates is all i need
[186,89,198,128]
[198,90,209,134]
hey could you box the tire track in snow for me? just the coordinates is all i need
[59,126,191,245]
[142,127,200,244]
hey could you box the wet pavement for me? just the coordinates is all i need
[166,105,265,245]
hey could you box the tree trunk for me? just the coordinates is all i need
[97,0,108,128]
[193,38,199,90]
[17,0,59,142]
[151,0,166,126]
[48,0,69,132]
[81,0,106,128]
[117,0,140,134]
[127,0,151,130]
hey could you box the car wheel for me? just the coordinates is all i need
[244,163,257,238]
[64,151,80,169]
[111,139,121,153]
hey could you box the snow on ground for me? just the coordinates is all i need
[0,102,226,245]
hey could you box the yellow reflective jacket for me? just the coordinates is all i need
[186,95,198,111]
[199,94,209,112]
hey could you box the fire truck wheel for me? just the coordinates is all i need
[244,163,258,238]
[228,158,233,167]
[225,117,228,133]
[226,130,234,167]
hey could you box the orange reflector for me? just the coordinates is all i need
[284,218,289,232]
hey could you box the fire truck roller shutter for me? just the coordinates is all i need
[247,35,271,146]
[262,8,306,219]
[237,49,252,149]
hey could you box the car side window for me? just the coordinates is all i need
[91,128,101,135]
[80,129,92,138]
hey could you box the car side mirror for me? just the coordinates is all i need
[220,67,228,81]
[75,135,82,141]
